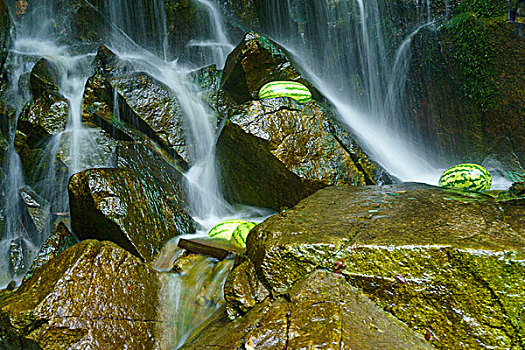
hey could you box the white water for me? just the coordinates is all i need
[190,0,235,68]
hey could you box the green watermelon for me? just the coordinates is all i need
[439,163,492,191]
[208,219,255,241]
[258,81,312,103]
[230,222,257,248]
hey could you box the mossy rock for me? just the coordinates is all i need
[184,270,432,349]
[216,119,319,211]
[0,0,11,73]
[226,97,392,187]
[116,142,191,217]
[242,183,525,349]
[23,221,77,281]
[68,168,195,263]
[29,58,60,99]
[0,240,162,349]
[220,31,322,105]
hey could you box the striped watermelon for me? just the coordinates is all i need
[230,222,257,248]
[439,163,492,191]
[258,81,312,103]
[208,219,255,241]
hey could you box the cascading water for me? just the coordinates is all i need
[189,0,235,68]
[102,4,269,348]
[0,1,113,287]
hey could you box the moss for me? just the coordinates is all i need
[443,14,501,110]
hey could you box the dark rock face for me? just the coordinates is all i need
[68,168,195,263]
[82,45,188,168]
[0,1,11,73]
[23,221,77,281]
[227,97,391,186]
[407,13,525,169]
[240,183,525,349]
[116,142,192,220]
[216,120,317,211]
[184,270,432,349]
[0,240,162,349]
[221,32,321,105]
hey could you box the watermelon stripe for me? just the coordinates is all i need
[259,81,312,103]
[439,163,491,191]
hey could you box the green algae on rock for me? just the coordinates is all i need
[0,240,162,349]
[226,97,391,187]
[68,168,195,263]
[185,270,432,349]
[241,183,525,349]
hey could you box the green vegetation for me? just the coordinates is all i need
[443,4,503,109]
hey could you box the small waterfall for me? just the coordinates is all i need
[243,0,444,182]
[0,0,111,287]
[189,0,235,68]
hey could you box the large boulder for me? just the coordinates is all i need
[238,183,525,349]
[216,119,318,211]
[0,240,162,349]
[116,142,192,219]
[225,97,391,186]
[68,168,195,263]
[220,32,322,105]
[82,45,188,168]
[183,270,432,349]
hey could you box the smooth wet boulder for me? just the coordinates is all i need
[23,221,77,281]
[184,270,432,349]
[224,97,391,187]
[240,183,525,349]
[68,168,195,263]
[82,46,188,168]
[216,119,318,211]
[116,142,191,219]
[0,240,162,349]
[221,32,321,105]
[18,186,51,245]
[29,58,60,98]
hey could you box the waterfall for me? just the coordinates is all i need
[189,0,235,68]
[0,0,111,287]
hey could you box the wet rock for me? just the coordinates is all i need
[23,221,77,281]
[190,64,223,110]
[164,0,209,60]
[8,238,27,276]
[184,270,431,349]
[226,97,392,187]
[116,142,191,218]
[112,73,188,159]
[216,120,317,211]
[224,260,269,318]
[18,186,51,240]
[220,32,321,105]
[0,0,11,73]
[17,92,69,143]
[29,58,60,98]
[82,46,187,168]
[68,168,195,262]
[244,183,525,349]
[0,240,162,349]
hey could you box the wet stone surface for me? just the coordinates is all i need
[0,240,162,349]
[238,183,525,349]
[68,168,195,263]
[184,270,432,349]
